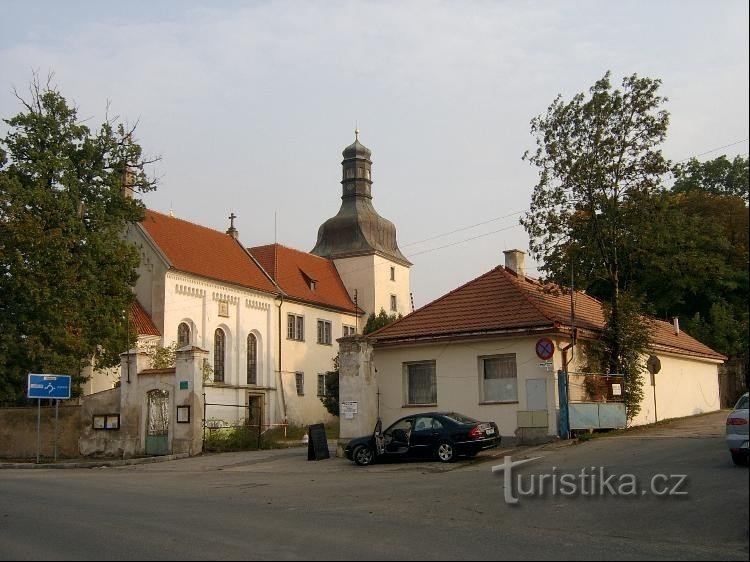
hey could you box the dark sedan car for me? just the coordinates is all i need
[344,412,500,466]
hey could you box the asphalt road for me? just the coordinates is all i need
[1,411,747,560]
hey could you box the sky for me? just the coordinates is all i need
[1,0,748,310]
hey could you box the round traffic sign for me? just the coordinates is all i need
[535,338,555,360]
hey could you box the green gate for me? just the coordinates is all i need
[146,389,170,455]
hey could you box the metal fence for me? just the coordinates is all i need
[567,372,626,403]
[202,401,288,452]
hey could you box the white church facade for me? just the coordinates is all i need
[87,133,412,432]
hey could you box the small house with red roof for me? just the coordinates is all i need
[365,250,724,439]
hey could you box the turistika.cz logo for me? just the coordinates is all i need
[492,456,689,505]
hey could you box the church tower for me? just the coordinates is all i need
[311,131,412,323]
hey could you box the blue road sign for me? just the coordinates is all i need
[27,374,72,400]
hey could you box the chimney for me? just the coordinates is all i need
[503,249,526,277]
[673,317,680,336]
[122,167,135,199]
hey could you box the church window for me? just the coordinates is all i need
[390,294,397,312]
[214,328,226,383]
[247,333,258,385]
[177,322,190,347]
[390,267,395,281]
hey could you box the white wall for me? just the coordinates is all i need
[373,336,562,437]
[279,299,358,426]
[333,254,411,320]
[629,353,721,426]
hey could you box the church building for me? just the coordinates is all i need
[88,133,411,433]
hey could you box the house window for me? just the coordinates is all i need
[287,314,304,341]
[405,361,436,405]
[390,267,395,281]
[295,372,304,396]
[214,328,226,383]
[480,354,518,402]
[247,333,257,385]
[317,374,327,397]
[177,322,190,347]
[390,294,397,312]
[343,325,356,337]
[317,320,332,345]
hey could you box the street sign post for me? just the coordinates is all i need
[27,374,71,463]
[27,374,71,399]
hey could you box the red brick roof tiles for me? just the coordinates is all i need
[249,244,359,314]
[371,266,724,361]
[140,209,277,294]
[130,300,160,337]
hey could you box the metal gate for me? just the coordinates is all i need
[559,372,626,435]
[146,389,170,455]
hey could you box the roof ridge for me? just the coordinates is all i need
[369,266,506,337]
[498,267,559,325]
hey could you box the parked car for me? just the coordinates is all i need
[726,392,749,466]
[344,412,500,466]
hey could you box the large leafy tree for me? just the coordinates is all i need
[626,156,749,387]
[0,76,157,404]
[521,72,671,419]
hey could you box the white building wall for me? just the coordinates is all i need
[279,299,358,426]
[373,336,561,437]
[333,254,411,320]
[629,353,721,426]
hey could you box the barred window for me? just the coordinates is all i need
[295,372,304,396]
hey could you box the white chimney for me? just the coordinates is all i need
[673,317,680,336]
[503,249,526,277]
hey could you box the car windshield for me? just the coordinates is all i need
[442,412,478,424]
[735,395,749,410]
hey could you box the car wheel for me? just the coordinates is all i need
[353,445,375,466]
[435,441,455,463]
[730,451,747,467]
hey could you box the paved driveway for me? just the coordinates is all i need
[1,410,747,561]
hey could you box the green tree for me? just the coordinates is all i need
[672,154,748,203]
[363,308,401,335]
[0,76,157,404]
[320,355,340,417]
[521,72,670,416]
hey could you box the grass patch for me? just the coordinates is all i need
[203,421,340,453]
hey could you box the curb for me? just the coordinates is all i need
[0,452,191,469]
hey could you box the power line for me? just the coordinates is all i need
[674,138,749,163]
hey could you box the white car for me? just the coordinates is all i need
[726,392,749,466]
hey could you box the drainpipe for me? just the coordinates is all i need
[275,295,287,422]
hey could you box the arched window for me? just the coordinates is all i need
[247,333,258,385]
[177,322,190,347]
[214,328,225,383]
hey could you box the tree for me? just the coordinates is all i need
[521,72,670,418]
[320,355,340,417]
[672,154,748,203]
[363,308,401,335]
[0,75,157,404]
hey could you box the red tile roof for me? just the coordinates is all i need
[249,244,359,314]
[130,300,160,337]
[140,209,277,294]
[371,266,725,361]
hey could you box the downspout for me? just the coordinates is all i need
[275,295,287,422]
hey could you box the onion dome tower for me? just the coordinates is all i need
[311,131,412,320]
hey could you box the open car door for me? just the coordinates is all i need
[374,418,385,455]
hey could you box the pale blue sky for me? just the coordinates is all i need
[2,1,748,309]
